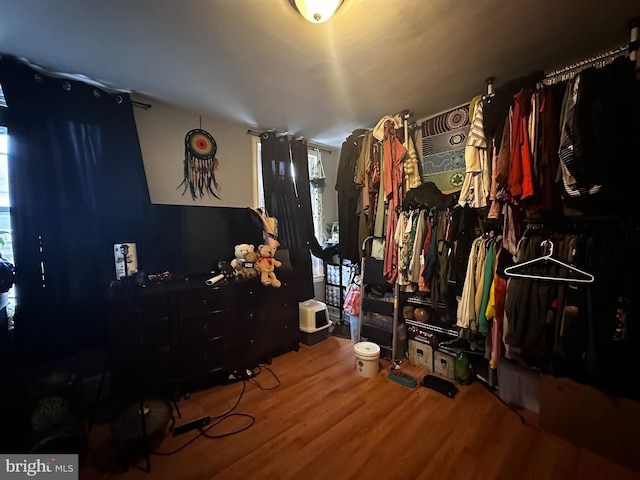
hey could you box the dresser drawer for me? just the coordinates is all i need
[178,309,237,343]
[177,286,238,317]
[204,335,237,372]
[133,293,170,321]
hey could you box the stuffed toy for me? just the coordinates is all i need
[255,243,282,288]
[231,244,256,278]
[251,208,280,249]
[238,250,259,279]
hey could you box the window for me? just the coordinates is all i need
[0,83,16,320]
[252,135,265,210]
[307,148,326,277]
[307,148,325,244]
[0,124,16,320]
[253,137,326,277]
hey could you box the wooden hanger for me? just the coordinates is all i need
[504,239,595,284]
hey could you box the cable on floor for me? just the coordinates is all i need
[153,379,254,456]
[250,364,281,390]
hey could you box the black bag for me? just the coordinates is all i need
[403,182,457,211]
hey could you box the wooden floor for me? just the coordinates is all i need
[80,336,640,480]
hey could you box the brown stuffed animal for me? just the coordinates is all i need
[230,243,260,279]
[255,244,282,287]
[238,250,259,279]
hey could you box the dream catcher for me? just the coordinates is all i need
[179,127,222,200]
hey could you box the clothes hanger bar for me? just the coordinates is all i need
[543,45,627,85]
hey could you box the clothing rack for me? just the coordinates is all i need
[542,45,628,85]
[481,77,495,102]
[543,16,640,84]
[483,17,639,92]
[246,129,332,154]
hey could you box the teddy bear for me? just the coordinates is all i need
[255,243,282,288]
[238,249,259,279]
[231,244,258,279]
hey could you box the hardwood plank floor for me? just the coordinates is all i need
[80,336,640,480]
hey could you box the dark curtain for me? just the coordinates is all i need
[260,132,335,301]
[0,55,150,355]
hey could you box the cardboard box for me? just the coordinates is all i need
[539,374,640,473]
[433,350,455,379]
[408,338,433,371]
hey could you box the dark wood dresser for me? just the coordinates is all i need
[108,270,300,398]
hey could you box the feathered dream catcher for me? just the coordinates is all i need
[179,127,222,200]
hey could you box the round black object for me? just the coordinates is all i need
[30,396,85,454]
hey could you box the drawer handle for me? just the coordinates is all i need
[202,299,208,306]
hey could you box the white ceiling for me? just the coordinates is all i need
[0,0,638,148]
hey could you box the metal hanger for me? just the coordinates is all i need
[504,239,595,284]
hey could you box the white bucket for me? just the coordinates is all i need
[354,341,380,378]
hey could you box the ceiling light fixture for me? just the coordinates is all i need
[291,0,343,24]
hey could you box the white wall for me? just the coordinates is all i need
[133,94,256,207]
[132,93,341,237]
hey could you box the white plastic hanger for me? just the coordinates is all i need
[504,239,595,284]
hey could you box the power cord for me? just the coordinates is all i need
[153,379,254,456]
[249,364,281,391]
[199,413,255,439]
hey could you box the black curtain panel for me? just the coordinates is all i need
[0,55,151,355]
[260,132,336,301]
[289,138,333,259]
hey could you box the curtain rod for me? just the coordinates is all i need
[246,129,332,154]
[132,100,152,109]
[543,45,628,82]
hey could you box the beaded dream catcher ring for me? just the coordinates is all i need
[179,128,222,200]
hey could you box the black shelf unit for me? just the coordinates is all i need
[401,294,458,338]
[357,249,406,362]
[324,260,356,323]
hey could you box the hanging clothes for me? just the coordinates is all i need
[457,235,484,330]
[477,236,497,334]
[485,238,508,368]
[336,129,368,263]
[382,120,407,285]
[458,97,490,208]
[409,210,428,285]
[508,88,535,200]
[357,131,373,250]
[537,83,565,212]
